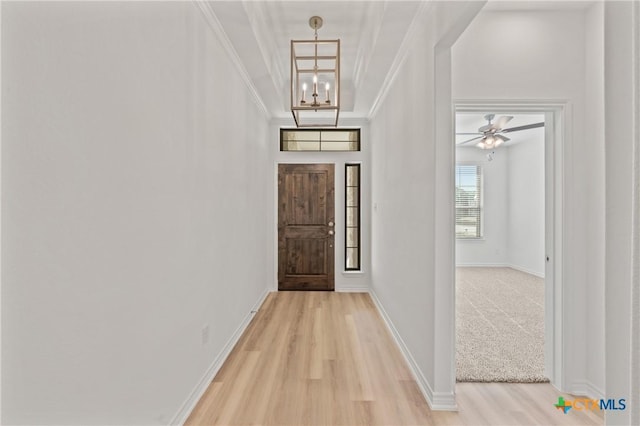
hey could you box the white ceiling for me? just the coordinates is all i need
[208,1,423,121]
[206,1,593,123]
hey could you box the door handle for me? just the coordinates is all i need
[328,230,334,235]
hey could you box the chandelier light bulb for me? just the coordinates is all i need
[325,82,331,103]
[301,83,307,104]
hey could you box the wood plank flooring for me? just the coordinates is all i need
[185,291,603,426]
[437,383,604,426]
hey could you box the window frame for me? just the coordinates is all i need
[280,128,361,152]
[345,163,361,271]
[455,163,483,239]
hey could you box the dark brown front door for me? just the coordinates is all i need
[278,164,335,291]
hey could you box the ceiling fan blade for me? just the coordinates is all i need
[494,134,510,143]
[455,132,483,135]
[457,136,483,145]
[494,115,513,130]
[478,124,493,133]
[502,122,545,133]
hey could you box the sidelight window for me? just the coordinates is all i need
[345,164,361,270]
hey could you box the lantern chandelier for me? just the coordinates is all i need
[290,16,340,127]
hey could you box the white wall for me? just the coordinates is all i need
[452,6,604,394]
[369,0,484,408]
[2,2,269,424]
[604,2,639,423]
[370,41,438,400]
[507,133,545,277]
[584,0,606,399]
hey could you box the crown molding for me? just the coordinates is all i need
[352,1,387,90]
[193,1,270,119]
[241,1,287,96]
[366,1,430,120]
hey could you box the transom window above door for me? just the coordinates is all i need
[280,128,360,152]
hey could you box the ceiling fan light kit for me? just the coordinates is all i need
[290,16,341,127]
[476,133,509,150]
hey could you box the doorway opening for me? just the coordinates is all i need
[453,102,565,387]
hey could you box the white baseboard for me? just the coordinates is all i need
[456,263,508,268]
[336,285,370,293]
[170,288,270,425]
[368,290,457,411]
[570,380,605,401]
[506,264,545,278]
[431,391,458,411]
[455,263,545,278]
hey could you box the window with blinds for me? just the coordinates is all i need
[455,164,482,238]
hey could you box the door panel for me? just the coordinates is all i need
[278,164,335,290]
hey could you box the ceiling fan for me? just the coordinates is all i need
[456,114,545,150]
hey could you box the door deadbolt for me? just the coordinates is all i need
[328,221,334,227]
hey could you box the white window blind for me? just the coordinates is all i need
[455,164,482,238]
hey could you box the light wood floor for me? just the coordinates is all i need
[185,291,603,426]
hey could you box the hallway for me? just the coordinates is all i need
[186,292,433,425]
[185,292,602,426]
[2,1,638,423]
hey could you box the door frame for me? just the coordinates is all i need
[453,99,568,389]
[272,157,370,293]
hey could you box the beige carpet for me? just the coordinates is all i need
[456,267,549,383]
